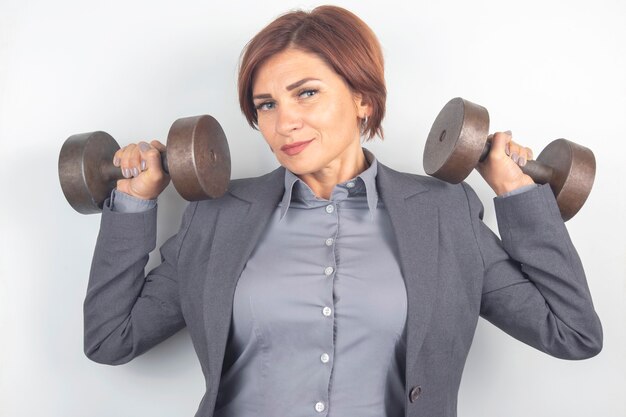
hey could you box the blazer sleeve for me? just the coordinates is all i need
[83,199,197,365]
[464,183,603,359]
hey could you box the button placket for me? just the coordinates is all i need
[318,198,337,414]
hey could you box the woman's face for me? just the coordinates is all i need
[252,48,370,175]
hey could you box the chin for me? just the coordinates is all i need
[279,158,318,176]
[281,163,310,176]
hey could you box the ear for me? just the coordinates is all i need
[353,93,373,119]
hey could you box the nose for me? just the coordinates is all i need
[275,104,303,136]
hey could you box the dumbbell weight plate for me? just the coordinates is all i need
[536,139,595,221]
[423,97,596,221]
[58,131,120,214]
[166,115,231,201]
[423,97,490,183]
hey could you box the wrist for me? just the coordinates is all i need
[116,181,162,201]
[111,189,157,213]
[493,175,535,196]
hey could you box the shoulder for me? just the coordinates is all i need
[190,166,285,211]
[177,167,284,234]
[376,161,487,230]
[226,167,285,196]
[376,161,476,204]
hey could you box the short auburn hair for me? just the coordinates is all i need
[238,5,386,140]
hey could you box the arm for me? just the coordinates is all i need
[464,183,603,359]
[83,198,196,365]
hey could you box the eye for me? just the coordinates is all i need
[255,101,275,111]
[298,89,318,99]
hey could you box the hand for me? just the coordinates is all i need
[476,131,535,196]
[113,140,170,200]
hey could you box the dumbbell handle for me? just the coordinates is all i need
[99,151,170,182]
[478,139,554,185]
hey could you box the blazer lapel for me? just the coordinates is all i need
[202,166,286,384]
[377,163,440,368]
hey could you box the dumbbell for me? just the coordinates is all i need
[423,97,595,221]
[59,115,231,214]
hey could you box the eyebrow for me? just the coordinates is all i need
[252,78,320,100]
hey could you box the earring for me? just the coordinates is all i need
[361,116,369,128]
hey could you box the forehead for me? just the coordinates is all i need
[252,49,339,92]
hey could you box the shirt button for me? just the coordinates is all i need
[346,181,355,188]
[320,353,330,363]
[325,204,335,214]
[315,402,325,412]
[322,306,332,317]
[324,266,334,276]
[325,238,334,246]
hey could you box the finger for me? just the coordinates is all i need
[128,145,143,177]
[525,146,534,161]
[120,144,143,178]
[503,130,513,156]
[119,144,138,178]
[113,149,123,167]
[508,141,522,165]
[138,142,149,171]
[517,147,534,167]
[138,141,165,174]
[508,141,533,167]
[150,140,166,152]
[490,131,512,159]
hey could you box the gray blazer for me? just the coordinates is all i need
[84,162,602,417]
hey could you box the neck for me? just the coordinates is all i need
[298,146,368,200]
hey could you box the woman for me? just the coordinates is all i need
[84,5,602,417]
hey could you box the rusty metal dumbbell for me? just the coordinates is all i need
[423,98,595,221]
[59,115,231,214]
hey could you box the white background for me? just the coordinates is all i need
[1,0,624,416]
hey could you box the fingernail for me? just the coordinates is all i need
[527,149,533,160]
[132,167,139,177]
[122,168,130,178]
[141,160,146,171]
[519,156,527,166]
[505,142,511,156]
[113,157,121,167]
[139,142,151,152]
[511,152,519,163]
[504,130,513,136]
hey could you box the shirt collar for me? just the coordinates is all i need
[279,148,379,220]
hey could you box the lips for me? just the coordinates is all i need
[280,139,314,156]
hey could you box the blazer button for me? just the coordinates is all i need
[409,385,422,403]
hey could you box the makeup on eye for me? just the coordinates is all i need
[254,87,320,111]
[297,88,319,99]
[255,101,275,111]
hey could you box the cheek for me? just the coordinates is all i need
[257,119,276,146]
[309,101,356,134]
[257,115,270,133]
[333,96,359,126]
